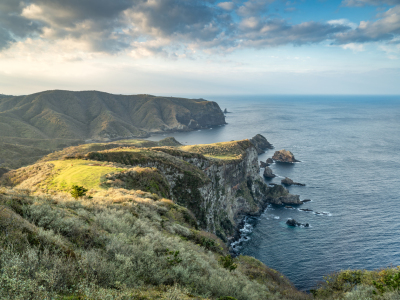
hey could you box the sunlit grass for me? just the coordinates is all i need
[46,159,125,191]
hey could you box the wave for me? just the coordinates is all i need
[313,211,332,217]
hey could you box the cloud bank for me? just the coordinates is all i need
[0,0,400,56]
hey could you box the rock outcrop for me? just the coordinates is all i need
[281,177,305,186]
[286,218,309,227]
[4,137,300,243]
[263,166,276,178]
[264,185,302,205]
[272,149,299,163]
[266,158,274,164]
[250,134,273,154]
[83,140,296,241]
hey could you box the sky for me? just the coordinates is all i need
[0,0,400,96]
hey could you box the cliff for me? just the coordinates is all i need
[1,138,298,242]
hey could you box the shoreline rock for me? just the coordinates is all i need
[281,177,305,186]
[263,166,276,178]
[286,218,309,227]
[272,149,299,163]
[265,185,302,205]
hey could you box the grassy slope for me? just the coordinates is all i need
[44,160,125,191]
[179,140,253,160]
[0,89,223,169]
[0,188,308,300]
[0,90,224,142]
[2,139,399,299]
[0,142,53,169]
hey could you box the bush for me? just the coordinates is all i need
[70,185,88,199]
[219,255,237,272]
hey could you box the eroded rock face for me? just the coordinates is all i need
[281,177,305,186]
[263,166,276,178]
[272,150,299,163]
[250,134,273,154]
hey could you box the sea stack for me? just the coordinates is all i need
[263,166,276,178]
[272,149,299,163]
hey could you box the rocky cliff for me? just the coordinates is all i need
[2,138,300,242]
[85,139,300,241]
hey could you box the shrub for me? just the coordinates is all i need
[70,185,88,199]
[219,255,237,272]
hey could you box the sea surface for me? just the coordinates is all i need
[146,95,400,291]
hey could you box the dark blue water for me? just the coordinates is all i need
[147,95,400,291]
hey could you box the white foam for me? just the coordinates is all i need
[273,216,280,220]
[313,211,332,217]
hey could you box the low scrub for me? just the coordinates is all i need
[0,188,306,300]
[312,268,400,299]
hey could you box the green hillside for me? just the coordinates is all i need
[1,138,400,299]
[0,90,225,169]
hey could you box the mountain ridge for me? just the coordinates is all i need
[0,90,226,168]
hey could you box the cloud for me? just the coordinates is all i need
[342,0,400,7]
[341,43,365,51]
[218,2,236,11]
[237,19,351,47]
[334,5,400,44]
[236,0,275,16]
[0,0,399,57]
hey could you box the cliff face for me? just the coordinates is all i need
[86,140,297,241]
[2,138,299,242]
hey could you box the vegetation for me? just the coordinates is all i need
[0,187,307,300]
[180,140,253,160]
[70,185,88,199]
[312,268,400,299]
[0,90,225,169]
[2,135,399,299]
[219,255,238,272]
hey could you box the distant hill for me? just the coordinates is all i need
[0,90,225,141]
[0,90,226,168]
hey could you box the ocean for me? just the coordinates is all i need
[146,95,400,291]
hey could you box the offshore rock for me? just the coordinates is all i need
[263,166,276,178]
[286,218,309,227]
[260,161,268,168]
[281,177,305,186]
[272,149,299,163]
[265,185,302,205]
[266,158,274,165]
[250,134,274,154]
